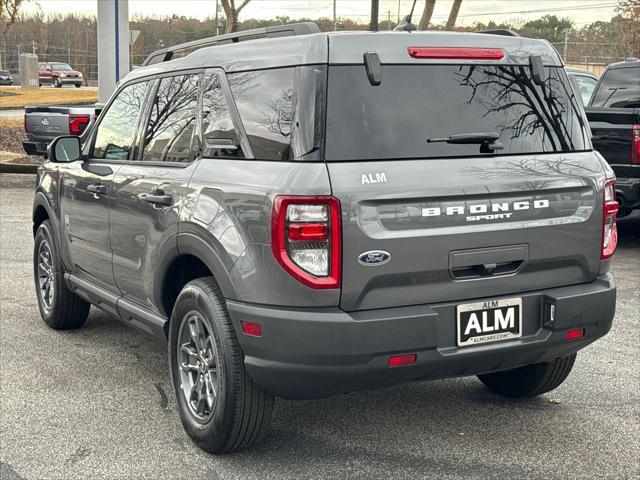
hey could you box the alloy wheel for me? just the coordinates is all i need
[177,311,220,422]
[37,240,55,312]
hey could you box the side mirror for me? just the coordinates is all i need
[48,136,82,163]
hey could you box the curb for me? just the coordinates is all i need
[0,163,38,174]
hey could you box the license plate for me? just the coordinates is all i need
[456,297,522,347]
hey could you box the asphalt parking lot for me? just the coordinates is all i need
[1,173,638,480]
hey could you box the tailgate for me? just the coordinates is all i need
[587,107,638,170]
[329,153,605,311]
[25,111,69,137]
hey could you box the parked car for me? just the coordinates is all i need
[567,68,598,106]
[38,62,84,88]
[585,58,640,217]
[0,69,13,85]
[33,24,617,454]
[22,105,99,155]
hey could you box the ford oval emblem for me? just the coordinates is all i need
[358,250,391,266]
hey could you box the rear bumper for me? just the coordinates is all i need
[615,176,640,210]
[227,274,616,399]
[22,139,49,156]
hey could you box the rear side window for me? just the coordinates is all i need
[201,73,243,158]
[228,68,294,161]
[590,66,640,108]
[142,74,199,163]
[326,64,589,161]
[92,81,149,160]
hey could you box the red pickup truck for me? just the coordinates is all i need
[38,62,84,88]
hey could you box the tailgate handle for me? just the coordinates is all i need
[449,244,527,280]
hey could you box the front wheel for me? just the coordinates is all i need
[478,354,576,398]
[33,220,90,329]
[74,83,81,88]
[53,78,61,88]
[168,277,274,454]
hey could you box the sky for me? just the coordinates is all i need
[22,0,619,27]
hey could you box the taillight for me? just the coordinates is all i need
[632,125,640,165]
[69,114,90,136]
[601,179,618,260]
[271,195,341,289]
[408,47,504,60]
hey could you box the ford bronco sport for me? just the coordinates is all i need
[33,23,617,453]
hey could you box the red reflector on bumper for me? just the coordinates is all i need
[241,321,262,337]
[388,354,417,367]
[564,328,585,341]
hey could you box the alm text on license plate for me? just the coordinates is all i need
[456,297,522,347]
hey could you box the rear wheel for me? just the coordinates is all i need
[33,220,90,329]
[168,277,274,454]
[478,354,576,398]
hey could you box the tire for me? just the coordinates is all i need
[478,353,576,398]
[53,78,61,88]
[168,277,274,454]
[33,220,90,329]
[75,83,81,88]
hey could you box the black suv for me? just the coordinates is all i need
[33,24,617,453]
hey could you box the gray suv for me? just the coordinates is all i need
[33,24,618,453]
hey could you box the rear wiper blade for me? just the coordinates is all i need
[427,132,504,152]
[427,132,500,144]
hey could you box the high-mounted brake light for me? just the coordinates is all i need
[632,125,640,165]
[601,179,618,260]
[271,195,341,289]
[408,47,504,60]
[69,114,90,136]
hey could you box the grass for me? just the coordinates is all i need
[0,86,97,109]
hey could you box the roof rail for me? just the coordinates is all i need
[142,22,321,66]
[479,29,521,37]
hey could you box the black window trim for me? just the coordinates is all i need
[203,67,254,160]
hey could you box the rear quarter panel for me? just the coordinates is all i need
[180,159,339,307]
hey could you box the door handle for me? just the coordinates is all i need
[143,193,173,206]
[87,183,106,196]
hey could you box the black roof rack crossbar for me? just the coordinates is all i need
[479,29,521,37]
[142,22,320,66]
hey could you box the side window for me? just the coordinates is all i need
[142,74,199,163]
[92,81,149,160]
[228,68,295,161]
[201,73,243,158]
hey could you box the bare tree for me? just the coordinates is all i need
[0,0,30,68]
[220,0,252,33]
[445,0,462,29]
[418,0,437,30]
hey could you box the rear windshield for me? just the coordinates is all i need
[590,66,640,108]
[325,65,589,161]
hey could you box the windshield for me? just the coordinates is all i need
[325,64,590,161]
[590,66,640,108]
[53,63,73,71]
[570,74,597,106]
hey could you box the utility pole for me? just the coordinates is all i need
[564,29,570,62]
[370,0,379,32]
[32,40,36,54]
[215,0,220,36]
[388,10,391,30]
[333,0,337,31]
[397,0,401,23]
